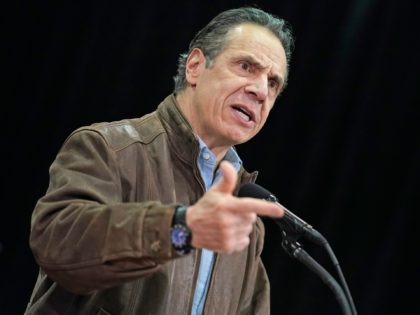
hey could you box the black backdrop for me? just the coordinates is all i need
[2,0,419,314]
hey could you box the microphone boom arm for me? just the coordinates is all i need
[281,233,352,315]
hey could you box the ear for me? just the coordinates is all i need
[185,48,206,87]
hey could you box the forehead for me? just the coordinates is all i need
[220,23,287,77]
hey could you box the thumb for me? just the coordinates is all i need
[213,161,238,194]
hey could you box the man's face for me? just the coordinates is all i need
[186,23,288,151]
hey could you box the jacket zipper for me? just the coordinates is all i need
[187,144,207,314]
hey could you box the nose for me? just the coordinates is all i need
[245,75,269,102]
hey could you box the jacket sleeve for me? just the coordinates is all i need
[30,128,179,294]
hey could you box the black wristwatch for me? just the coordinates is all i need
[170,205,193,255]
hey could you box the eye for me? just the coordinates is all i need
[239,61,252,72]
[268,79,278,90]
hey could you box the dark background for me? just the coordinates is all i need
[2,0,419,314]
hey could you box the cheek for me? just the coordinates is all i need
[260,107,272,125]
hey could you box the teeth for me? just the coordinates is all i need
[233,106,251,121]
[237,109,251,121]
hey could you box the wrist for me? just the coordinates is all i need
[170,205,193,255]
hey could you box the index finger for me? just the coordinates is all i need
[231,197,284,218]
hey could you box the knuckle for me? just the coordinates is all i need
[249,213,257,223]
[246,223,254,234]
[242,236,251,248]
[236,237,250,252]
[221,240,234,252]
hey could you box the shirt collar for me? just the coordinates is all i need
[196,136,242,171]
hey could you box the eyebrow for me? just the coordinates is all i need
[238,55,284,88]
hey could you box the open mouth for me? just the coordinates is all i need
[232,105,254,122]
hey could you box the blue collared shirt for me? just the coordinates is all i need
[190,137,242,315]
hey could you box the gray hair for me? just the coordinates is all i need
[173,7,294,93]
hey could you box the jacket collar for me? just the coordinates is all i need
[156,94,199,166]
[156,94,258,187]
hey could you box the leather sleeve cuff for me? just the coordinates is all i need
[141,204,178,259]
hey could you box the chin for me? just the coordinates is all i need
[222,127,256,146]
[229,134,254,145]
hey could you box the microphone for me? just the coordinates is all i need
[239,183,358,315]
[238,183,327,245]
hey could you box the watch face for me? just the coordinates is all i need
[171,225,190,248]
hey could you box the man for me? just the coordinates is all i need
[25,7,294,315]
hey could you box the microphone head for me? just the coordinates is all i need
[238,183,326,245]
[238,183,276,201]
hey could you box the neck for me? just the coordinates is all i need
[176,89,230,161]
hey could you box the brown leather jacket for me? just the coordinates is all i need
[25,95,270,315]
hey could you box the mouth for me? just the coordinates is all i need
[231,105,255,122]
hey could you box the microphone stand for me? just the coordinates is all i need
[281,232,352,315]
[323,241,358,315]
